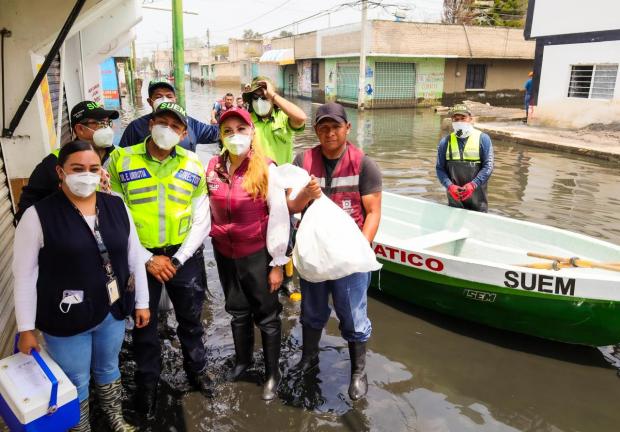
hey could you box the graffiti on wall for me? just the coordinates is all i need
[416,71,443,100]
[297,60,312,97]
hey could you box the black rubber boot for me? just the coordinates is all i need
[348,341,368,401]
[290,326,322,375]
[135,381,157,419]
[228,320,254,381]
[187,368,215,397]
[261,330,281,401]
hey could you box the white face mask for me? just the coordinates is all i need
[64,171,100,198]
[223,133,252,155]
[152,96,173,110]
[452,121,473,138]
[151,124,181,150]
[252,98,273,117]
[91,126,115,148]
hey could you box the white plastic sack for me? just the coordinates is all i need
[293,196,382,283]
[269,163,310,199]
[272,163,381,282]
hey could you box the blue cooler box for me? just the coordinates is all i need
[0,350,79,431]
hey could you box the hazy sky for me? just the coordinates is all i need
[135,0,443,55]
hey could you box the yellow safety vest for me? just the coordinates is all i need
[111,142,205,248]
[446,129,482,161]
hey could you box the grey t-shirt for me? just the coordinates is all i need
[292,150,382,196]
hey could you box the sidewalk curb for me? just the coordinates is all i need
[477,126,620,164]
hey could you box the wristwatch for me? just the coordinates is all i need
[171,257,182,270]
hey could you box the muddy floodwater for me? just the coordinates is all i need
[92,84,620,431]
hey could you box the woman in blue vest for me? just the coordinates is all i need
[13,140,150,432]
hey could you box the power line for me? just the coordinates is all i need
[210,0,295,32]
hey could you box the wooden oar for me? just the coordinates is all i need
[527,252,620,272]
[517,261,570,271]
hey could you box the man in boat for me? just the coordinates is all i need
[435,103,494,212]
[287,102,382,401]
[118,80,219,151]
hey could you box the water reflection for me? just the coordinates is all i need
[93,85,620,432]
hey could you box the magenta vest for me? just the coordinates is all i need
[302,142,365,229]
[206,155,269,259]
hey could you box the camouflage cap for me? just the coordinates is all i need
[449,103,472,117]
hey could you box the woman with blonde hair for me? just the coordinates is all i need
[207,108,289,400]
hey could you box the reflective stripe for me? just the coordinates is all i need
[130,196,157,205]
[330,175,359,188]
[168,195,189,206]
[128,185,158,195]
[169,183,192,196]
[158,184,166,244]
[317,177,326,188]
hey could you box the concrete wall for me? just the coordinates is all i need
[213,62,242,85]
[257,63,283,90]
[530,0,620,38]
[293,33,317,59]
[229,39,262,61]
[443,58,533,105]
[371,21,534,59]
[0,0,136,182]
[536,40,620,128]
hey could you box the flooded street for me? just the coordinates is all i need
[105,84,620,432]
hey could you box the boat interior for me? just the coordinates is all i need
[377,193,620,276]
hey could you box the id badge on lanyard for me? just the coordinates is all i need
[91,209,120,306]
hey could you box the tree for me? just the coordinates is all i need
[212,45,229,59]
[442,0,527,27]
[442,0,475,24]
[279,30,294,38]
[242,29,261,39]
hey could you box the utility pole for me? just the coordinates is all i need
[357,0,368,110]
[172,0,186,107]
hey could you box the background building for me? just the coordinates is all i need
[525,0,620,127]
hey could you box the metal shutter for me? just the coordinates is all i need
[336,63,359,104]
[373,62,416,108]
[0,155,15,357]
[46,53,71,146]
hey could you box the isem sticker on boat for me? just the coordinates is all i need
[504,271,576,296]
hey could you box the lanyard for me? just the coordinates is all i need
[73,204,116,282]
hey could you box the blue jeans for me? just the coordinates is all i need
[299,272,372,342]
[43,313,125,402]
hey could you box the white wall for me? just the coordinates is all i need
[530,0,620,37]
[0,0,140,179]
[536,40,620,127]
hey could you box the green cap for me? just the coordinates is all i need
[449,103,472,116]
[153,102,187,127]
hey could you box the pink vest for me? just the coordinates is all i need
[206,155,269,259]
[302,142,365,229]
